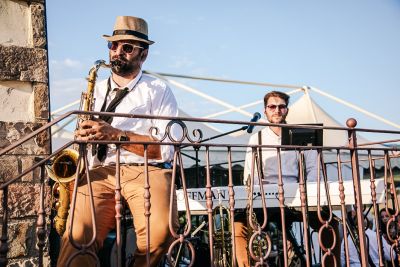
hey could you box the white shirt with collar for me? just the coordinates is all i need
[243,126,318,185]
[88,70,178,168]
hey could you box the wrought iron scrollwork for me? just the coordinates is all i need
[167,147,196,267]
[149,119,203,143]
[247,147,272,266]
[316,149,337,267]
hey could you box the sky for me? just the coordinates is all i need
[46,1,400,142]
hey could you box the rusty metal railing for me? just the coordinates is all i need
[1,111,400,267]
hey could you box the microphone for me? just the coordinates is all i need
[247,112,262,133]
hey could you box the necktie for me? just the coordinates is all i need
[96,88,129,162]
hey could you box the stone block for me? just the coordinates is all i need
[0,122,10,148]
[33,82,49,120]
[0,220,37,258]
[33,125,51,152]
[0,81,34,122]
[30,3,46,48]
[19,156,41,182]
[0,183,51,219]
[0,1,30,47]
[0,45,48,83]
[7,256,50,267]
[0,122,50,155]
[0,156,18,183]
[0,155,44,184]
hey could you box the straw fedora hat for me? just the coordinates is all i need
[103,16,154,45]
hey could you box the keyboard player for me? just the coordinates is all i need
[234,91,338,266]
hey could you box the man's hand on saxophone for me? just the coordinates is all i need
[75,118,120,141]
[75,118,162,159]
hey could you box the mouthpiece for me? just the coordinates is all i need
[110,60,121,67]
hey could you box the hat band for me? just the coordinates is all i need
[112,30,148,40]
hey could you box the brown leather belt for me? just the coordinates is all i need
[129,162,172,169]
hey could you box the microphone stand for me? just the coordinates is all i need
[181,125,248,150]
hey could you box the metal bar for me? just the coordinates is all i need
[167,148,196,267]
[357,138,400,147]
[317,150,336,266]
[36,164,46,267]
[0,187,9,267]
[0,111,74,157]
[368,151,385,267]
[256,147,267,231]
[205,146,215,267]
[346,119,368,266]
[115,146,122,267]
[0,141,74,189]
[277,147,288,267]
[298,151,311,267]
[179,149,195,266]
[178,148,193,236]
[247,148,257,230]
[337,150,350,267]
[227,147,237,267]
[54,110,393,133]
[169,150,181,241]
[66,144,99,266]
[143,70,303,89]
[143,145,151,267]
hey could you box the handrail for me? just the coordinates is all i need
[0,141,74,189]
[2,110,400,160]
[0,111,75,156]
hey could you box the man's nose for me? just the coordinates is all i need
[114,44,124,54]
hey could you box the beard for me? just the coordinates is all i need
[110,54,138,77]
[267,114,287,124]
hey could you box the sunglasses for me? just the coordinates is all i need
[107,41,144,54]
[266,104,287,110]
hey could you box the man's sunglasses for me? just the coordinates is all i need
[107,41,144,54]
[266,104,287,110]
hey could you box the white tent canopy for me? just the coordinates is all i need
[286,94,376,147]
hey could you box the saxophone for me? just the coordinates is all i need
[212,189,233,267]
[47,60,111,235]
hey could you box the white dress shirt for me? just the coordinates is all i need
[88,70,178,167]
[340,228,392,266]
[243,127,318,185]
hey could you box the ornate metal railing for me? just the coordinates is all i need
[0,110,399,267]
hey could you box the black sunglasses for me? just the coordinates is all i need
[266,104,287,110]
[107,41,143,54]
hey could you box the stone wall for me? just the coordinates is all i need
[0,0,51,266]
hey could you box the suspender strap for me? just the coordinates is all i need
[257,130,264,179]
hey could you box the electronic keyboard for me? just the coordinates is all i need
[176,178,385,212]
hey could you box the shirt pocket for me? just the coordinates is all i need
[113,104,151,134]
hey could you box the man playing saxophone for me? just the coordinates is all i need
[57,16,179,267]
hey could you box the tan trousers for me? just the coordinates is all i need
[57,165,178,267]
[234,220,250,267]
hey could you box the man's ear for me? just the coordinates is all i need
[140,49,149,62]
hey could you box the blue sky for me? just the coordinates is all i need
[46,1,400,141]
